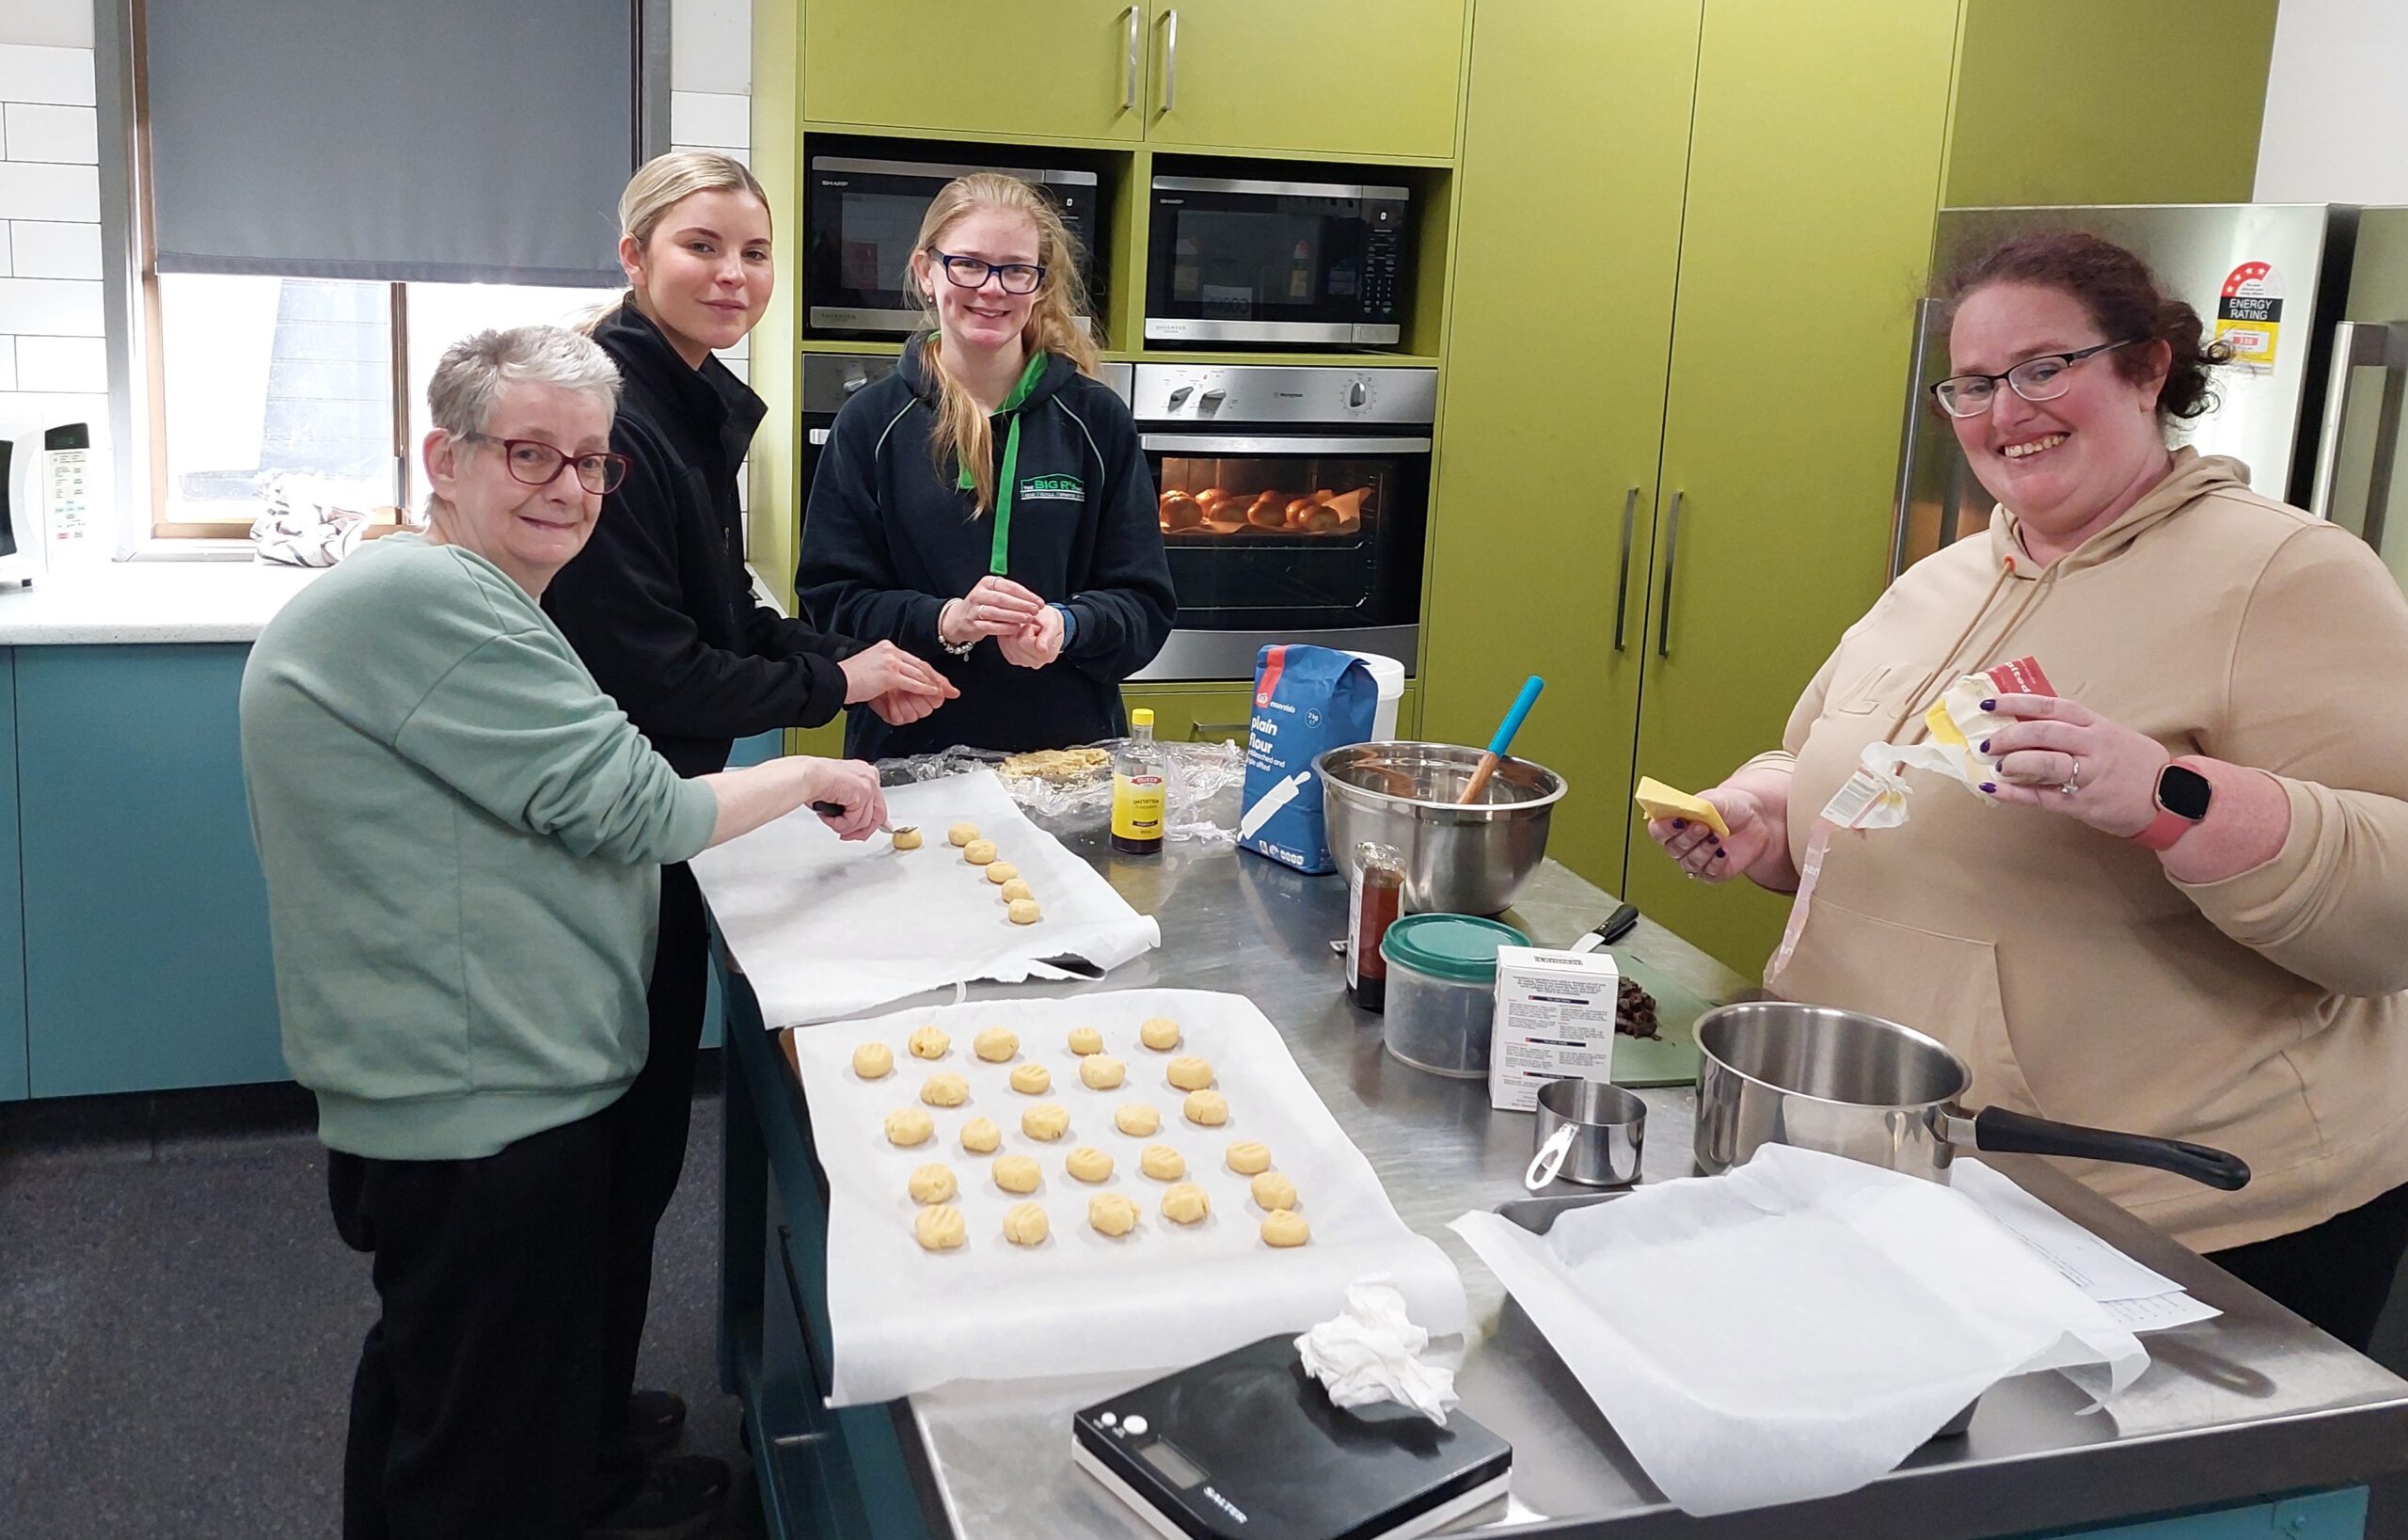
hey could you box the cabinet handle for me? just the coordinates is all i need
[1656,491,1684,659]
[1122,6,1140,112]
[1610,484,1639,653]
[1160,8,1180,115]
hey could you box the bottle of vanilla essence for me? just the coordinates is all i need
[1110,708,1166,856]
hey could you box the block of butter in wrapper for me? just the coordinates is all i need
[1634,776,1730,838]
[1820,656,2055,830]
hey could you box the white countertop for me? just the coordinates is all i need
[0,560,328,645]
[0,556,786,646]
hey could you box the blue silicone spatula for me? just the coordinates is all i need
[1459,675,1545,805]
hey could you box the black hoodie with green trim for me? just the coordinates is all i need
[797,336,1176,759]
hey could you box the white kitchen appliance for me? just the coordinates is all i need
[1071,1335,1512,1540]
[0,418,51,586]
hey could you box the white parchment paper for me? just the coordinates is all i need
[793,989,1469,1405]
[1451,1146,2147,1516]
[689,771,1160,1028]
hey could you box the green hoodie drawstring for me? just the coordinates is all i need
[957,351,1052,576]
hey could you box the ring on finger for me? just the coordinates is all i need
[2058,754,2082,797]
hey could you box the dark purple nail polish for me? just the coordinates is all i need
[1979,782,1997,793]
[1672,818,1687,829]
[1980,699,1997,712]
[1979,738,1991,754]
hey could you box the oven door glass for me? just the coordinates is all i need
[1145,435,1427,634]
[1146,180,1405,332]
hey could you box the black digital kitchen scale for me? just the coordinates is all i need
[1071,1335,1512,1540]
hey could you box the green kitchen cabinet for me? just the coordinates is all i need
[1143,0,1466,159]
[801,0,1148,142]
[1622,0,1963,974]
[1421,0,1701,891]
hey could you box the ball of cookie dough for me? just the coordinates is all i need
[908,1163,957,1204]
[1088,1193,1140,1237]
[974,1026,1019,1062]
[914,1204,966,1250]
[1068,1025,1104,1056]
[1139,1144,1186,1182]
[1007,898,1043,926]
[1009,1063,1052,1095]
[1079,1055,1126,1090]
[1116,1103,1162,1137]
[1003,1202,1050,1246]
[960,1117,1002,1154]
[1226,1140,1272,1176]
[1161,1183,1211,1225]
[892,828,924,850]
[948,821,979,848]
[1001,879,1036,903]
[986,861,1019,886]
[1165,1056,1214,1091]
[1140,1017,1181,1052]
[1260,1209,1310,1248]
[852,1042,894,1079]
[1065,1146,1114,1183]
[1183,1089,1229,1127]
[908,1025,950,1060]
[1251,1171,1298,1211]
[992,1154,1041,1194]
[1022,1103,1069,1141]
[963,838,998,865]
[920,1071,969,1107]
[885,1108,935,1147]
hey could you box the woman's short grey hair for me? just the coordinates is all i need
[426,325,622,442]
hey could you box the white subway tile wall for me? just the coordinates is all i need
[668,21,753,507]
[0,15,103,450]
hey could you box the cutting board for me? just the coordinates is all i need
[1604,951,1709,1089]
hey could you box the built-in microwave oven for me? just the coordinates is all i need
[1145,175,1410,348]
[803,155,1101,339]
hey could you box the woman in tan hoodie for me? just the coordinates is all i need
[1652,231,2408,1351]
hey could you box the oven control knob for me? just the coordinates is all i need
[1347,378,1370,408]
[1167,385,1194,406]
[843,373,867,396]
[1199,387,1228,412]
[1123,1416,1149,1437]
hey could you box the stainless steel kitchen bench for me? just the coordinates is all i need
[713,824,2408,1540]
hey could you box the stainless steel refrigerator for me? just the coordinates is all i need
[1892,203,2408,595]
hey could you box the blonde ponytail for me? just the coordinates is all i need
[581,150,771,334]
[911,172,1101,514]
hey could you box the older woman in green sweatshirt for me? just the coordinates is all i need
[240,325,880,1540]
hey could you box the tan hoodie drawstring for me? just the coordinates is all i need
[1882,554,2061,743]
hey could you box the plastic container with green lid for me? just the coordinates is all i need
[1378,913,1529,1078]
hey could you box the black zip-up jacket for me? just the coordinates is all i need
[546,300,855,777]
[796,337,1175,759]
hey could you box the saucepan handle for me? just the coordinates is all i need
[1969,1106,2252,1191]
[1526,1125,1576,1192]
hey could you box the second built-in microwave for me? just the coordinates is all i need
[1145,175,1411,348]
[804,155,1101,338]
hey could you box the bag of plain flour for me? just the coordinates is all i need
[1240,643,1378,874]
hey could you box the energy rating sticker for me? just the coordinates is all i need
[2215,262,2284,373]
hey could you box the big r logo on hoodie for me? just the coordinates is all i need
[1017,472,1085,503]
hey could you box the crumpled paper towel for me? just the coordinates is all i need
[249,474,373,568]
[1294,1278,1459,1426]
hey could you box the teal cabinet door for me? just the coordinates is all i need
[702,727,786,1054]
[0,652,24,1102]
[19,645,281,1097]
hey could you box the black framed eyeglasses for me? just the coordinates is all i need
[1930,339,2138,418]
[465,434,629,495]
[927,247,1047,295]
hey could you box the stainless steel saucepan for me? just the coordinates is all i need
[1692,1001,2252,1191]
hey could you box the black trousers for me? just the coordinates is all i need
[329,1099,627,1540]
[594,860,713,1503]
[2206,1180,2408,1353]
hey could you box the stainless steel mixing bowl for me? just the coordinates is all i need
[1315,741,1566,915]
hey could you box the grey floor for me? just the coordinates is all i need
[8,1071,2408,1540]
[0,1067,763,1539]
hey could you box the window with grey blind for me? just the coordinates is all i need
[143,0,650,285]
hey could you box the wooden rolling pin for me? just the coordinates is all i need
[1460,675,1545,805]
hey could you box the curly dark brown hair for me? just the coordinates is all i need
[1941,230,2231,421]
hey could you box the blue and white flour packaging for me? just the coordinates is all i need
[1240,643,1378,874]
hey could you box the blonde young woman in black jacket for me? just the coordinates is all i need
[542,151,955,1534]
